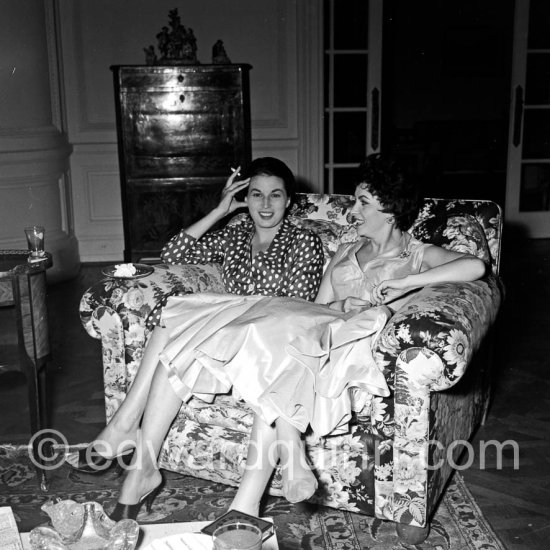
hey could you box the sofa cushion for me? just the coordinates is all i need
[413,214,492,264]
[288,217,357,267]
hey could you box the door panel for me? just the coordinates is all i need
[506,0,550,236]
[323,0,383,194]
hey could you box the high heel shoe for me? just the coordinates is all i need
[67,445,134,474]
[109,475,165,522]
[282,473,318,503]
[279,439,318,503]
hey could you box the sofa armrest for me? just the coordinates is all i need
[372,276,502,526]
[79,262,226,421]
[79,263,225,340]
[374,275,503,391]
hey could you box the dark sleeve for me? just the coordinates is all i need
[161,228,229,265]
[285,231,325,301]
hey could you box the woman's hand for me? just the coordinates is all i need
[215,167,251,217]
[329,296,372,313]
[371,277,413,305]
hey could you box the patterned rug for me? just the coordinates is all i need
[0,445,506,550]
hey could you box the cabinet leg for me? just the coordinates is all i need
[395,522,430,544]
[26,364,50,492]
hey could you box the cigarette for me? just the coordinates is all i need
[230,166,242,177]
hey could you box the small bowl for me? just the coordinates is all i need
[29,500,139,550]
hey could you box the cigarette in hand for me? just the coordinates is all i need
[230,166,242,178]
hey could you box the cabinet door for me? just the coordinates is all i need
[323,0,383,194]
[505,0,550,237]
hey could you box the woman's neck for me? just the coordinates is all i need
[250,220,284,256]
[367,229,406,257]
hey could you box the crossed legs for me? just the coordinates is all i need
[102,326,318,513]
[116,388,318,514]
[92,325,172,457]
[117,357,183,504]
[229,416,318,515]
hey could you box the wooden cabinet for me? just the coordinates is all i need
[111,65,252,262]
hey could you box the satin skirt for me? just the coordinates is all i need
[159,293,391,437]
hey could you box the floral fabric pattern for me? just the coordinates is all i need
[79,194,503,528]
[411,198,502,274]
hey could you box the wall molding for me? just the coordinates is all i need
[0,125,70,153]
[70,144,123,259]
[58,0,113,143]
[86,170,124,222]
[77,234,125,262]
[296,0,323,192]
[0,176,62,190]
[250,0,290,131]
[44,0,65,132]
[0,146,72,179]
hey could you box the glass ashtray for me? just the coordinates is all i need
[29,499,139,550]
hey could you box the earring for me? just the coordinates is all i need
[386,217,394,225]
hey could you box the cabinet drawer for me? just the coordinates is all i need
[125,111,236,157]
[116,66,247,91]
[122,90,242,113]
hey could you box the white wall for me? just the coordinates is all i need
[57,0,322,261]
[0,0,79,282]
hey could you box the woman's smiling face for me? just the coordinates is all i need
[245,174,290,230]
[350,184,391,236]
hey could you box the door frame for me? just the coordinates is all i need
[505,0,550,238]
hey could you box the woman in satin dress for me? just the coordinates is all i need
[188,156,487,516]
[89,155,487,520]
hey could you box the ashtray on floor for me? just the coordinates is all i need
[29,499,139,550]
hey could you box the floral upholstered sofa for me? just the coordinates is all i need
[79,193,503,538]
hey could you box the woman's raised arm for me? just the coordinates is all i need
[185,168,250,240]
[371,246,487,305]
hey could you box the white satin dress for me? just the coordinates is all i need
[159,237,429,437]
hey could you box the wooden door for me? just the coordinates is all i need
[506,0,550,237]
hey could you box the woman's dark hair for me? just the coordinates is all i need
[354,154,420,231]
[238,157,296,205]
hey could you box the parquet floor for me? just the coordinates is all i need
[460,238,550,549]
[1,239,550,549]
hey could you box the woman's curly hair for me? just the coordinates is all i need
[354,154,420,231]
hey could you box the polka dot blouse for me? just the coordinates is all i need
[161,217,324,301]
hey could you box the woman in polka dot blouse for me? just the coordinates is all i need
[140,157,324,328]
[68,158,325,477]
[161,159,323,300]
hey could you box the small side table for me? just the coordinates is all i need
[0,250,53,491]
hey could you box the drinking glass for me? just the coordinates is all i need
[25,225,46,257]
[212,522,263,550]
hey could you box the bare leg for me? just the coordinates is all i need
[276,419,317,503]
[117,360,183,504]
[94,326,172,455]
[230,415,279,517]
